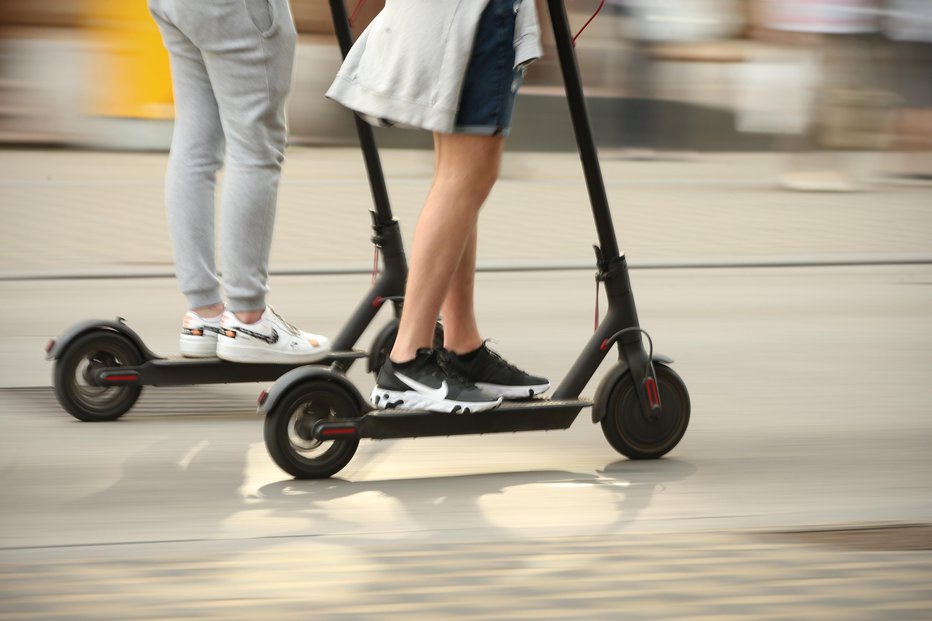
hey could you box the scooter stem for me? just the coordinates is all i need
[329,0,394,226]
[546,1,661,420]
[545,0,620,260]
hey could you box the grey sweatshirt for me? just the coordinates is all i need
[326,0,543,133]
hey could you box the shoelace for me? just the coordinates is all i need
[483,343,527,375]
[266,306,303,337]
[436,349,481,388]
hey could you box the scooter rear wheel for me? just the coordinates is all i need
[263,380,361,479]
[599,363,690,459]
[53,331,143,421]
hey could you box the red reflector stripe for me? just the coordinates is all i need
[600,339,610,351]
[321,427,357,437]
[645,377,660,408]
[103,374,139,382]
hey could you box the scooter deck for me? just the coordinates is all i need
[96,350,367,387]
[315,398,592,440]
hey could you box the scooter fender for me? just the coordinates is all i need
[45,318,159,362]
[257,366,371,418]
[591,353,674,423]
[366,318,400,375]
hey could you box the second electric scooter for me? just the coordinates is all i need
[259,0,691,478]
[45,0,415,422]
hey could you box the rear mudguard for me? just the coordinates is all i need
[257,365,371,418]
[366,318,400,375]
[46,318,159,362]
[591,353,674,423]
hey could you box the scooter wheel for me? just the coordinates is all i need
[598,363,690,459]
[264,380,361,479]
[53,331,143,422]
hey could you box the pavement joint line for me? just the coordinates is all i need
[2,254,931,282]
[3,522,925,554]
[15,176,927,188]
[0,178,781,187]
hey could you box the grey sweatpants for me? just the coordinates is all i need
[148,0,297,312]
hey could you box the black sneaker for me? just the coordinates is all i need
[370,349,503,414]
[440,342,550,400]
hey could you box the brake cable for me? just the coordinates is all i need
[573,0,606,45]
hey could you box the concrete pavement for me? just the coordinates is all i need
[2,527,930,620]
[1,148,931,620]
[1,147,930,278]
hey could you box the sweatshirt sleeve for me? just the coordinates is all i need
[514,0,543,68]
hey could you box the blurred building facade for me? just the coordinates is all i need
[0,0,930,160]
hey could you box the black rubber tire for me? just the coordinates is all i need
[599,363,690,459]
[263,380,361,479]
[53,331,143,422]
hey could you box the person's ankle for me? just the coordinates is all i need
[233,309,264,324]
[389,345,431,366]
[450,343,484,362]
[192,303,224,319]
[389,353,417,366]
[445,339,483,357]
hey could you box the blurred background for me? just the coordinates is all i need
[2,4,931,618]
[1,0,930,185]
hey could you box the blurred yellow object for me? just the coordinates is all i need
[83,0,173,119]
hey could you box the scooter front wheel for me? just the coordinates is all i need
[598,363,690,459]
[263,380,361,479]
[53,331,144,422]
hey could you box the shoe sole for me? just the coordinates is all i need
[477,382,550,400]
[180,334,218,358]
[370,388,502,414]
[216,338,332,364]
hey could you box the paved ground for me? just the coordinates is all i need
[3,528,930,620]
[1,147,930,278]
[0,148,930,619]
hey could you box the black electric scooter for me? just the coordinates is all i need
[258,0,691,479]
[45,0,413,422]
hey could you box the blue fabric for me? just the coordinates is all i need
[454,0,524,136]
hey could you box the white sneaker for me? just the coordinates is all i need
[216,307,331,364]
[180,311,222,358]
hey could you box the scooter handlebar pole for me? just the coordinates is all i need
[328,0,394,226]
[545,0,620,260]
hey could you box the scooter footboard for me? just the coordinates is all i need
[315,399,592,440]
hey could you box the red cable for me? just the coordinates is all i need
[349,0,368,27]
[573,0,606,46]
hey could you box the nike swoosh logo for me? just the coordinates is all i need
[395,371,448,401]
[230,326,279,345]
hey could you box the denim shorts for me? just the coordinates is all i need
[453,0,525,136]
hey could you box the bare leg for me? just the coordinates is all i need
[441,223,481,355]
[390,132,504,362]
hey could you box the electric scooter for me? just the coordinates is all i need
[258,0,691,479]
[45,0,413,422]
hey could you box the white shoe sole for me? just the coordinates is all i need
[180,334,218,358]
[477,382,550,400]
[370,388,502,414]
[216,338,331,364]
